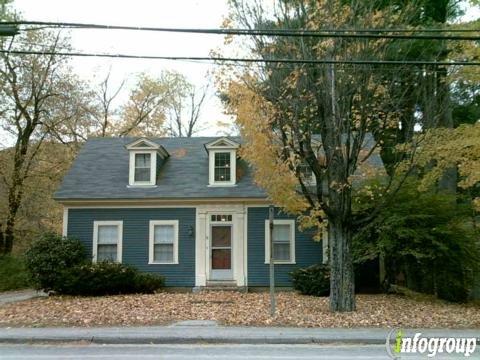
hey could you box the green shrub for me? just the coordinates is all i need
[24,233,86,291]
[290,264,330,296]
[353,180,480,303]
[133,272,166,294]
[25,233,165,296]
[56,261,165,296]
[0,255,32,291]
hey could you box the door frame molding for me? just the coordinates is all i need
[195,204,247,287]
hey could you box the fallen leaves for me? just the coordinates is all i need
[0,291,479,328]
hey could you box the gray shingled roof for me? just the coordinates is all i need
[55,135,384,201]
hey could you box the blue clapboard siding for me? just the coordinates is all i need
[67,208,195,287]
[247,207,323,287]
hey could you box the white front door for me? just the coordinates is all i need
[209,215,233,280]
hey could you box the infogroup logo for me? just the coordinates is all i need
[386,329,478,358]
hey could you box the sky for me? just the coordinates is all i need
[4,0,480,142]
[13,0,234,137]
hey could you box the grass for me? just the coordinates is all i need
[0,255,32,292]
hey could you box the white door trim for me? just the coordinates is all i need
[195,204,246,286]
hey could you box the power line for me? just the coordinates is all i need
[3,21,480,41]
[2,49,479,66]
[7,41,471,72]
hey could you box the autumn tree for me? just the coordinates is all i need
[223,0,448,311]
[0,25,92,254]
[91,70,125,138]
[164,71,209,137]
[116,73,173,137]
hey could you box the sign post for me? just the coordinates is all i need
[269,205,276,316]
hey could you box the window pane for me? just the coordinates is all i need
[134,153,151,182]
[273,243,290,261]
[214,167,231,182]
[212,249,231,269]
[298,163,313,181]
[154,244,174,263]
[215,152,230,167]
[98,244,117,261]
[135,153,151,167]
[154,225,174,244]
[98,225,118,244]
[212,226,231,247]
[135,168,150,182]
[273,224,290,243]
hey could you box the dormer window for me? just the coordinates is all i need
[205,137,240,186]
[126,138,169,187]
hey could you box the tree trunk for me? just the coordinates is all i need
[4,187,21,254]
[329,220,356,312]
[3,216,15,254]
[0,223,4,254]
[437,67,457,194]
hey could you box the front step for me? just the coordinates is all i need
[206,280,237,287]
[193,281,247,293]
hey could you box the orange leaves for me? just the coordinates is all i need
[227,81,309,214]
[1,292,479,328]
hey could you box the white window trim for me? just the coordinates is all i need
[208,149,237,186]
[129,150,157,186]
[149,220,179,265]
[264,219,296,264]
[93,220,123,263]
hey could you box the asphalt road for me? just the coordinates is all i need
[0,343,396,359]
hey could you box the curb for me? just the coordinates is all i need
[0,336,386,345]
[0,327,477,346]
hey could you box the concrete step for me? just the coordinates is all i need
[193,282,247,293]
[206,281,237,287]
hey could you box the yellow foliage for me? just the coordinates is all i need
[227,81,309,214]
[413,122,480,207]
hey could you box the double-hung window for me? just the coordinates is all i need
[93,221,123,262]
[214,152,231,182]
[134,153,151,182]
[298,163,315,184]
[149,220,179,264]
[265,219,295,264]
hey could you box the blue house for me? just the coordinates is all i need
[55,136,330,289]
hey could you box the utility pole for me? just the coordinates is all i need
[269,205,276,316]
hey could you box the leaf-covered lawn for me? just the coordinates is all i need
[0,292,478,328]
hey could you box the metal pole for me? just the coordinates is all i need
[269,205,276,316]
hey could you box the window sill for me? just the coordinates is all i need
[207,184,237,187]
[148,261,179,265]
[127,184,158,188]
[264,261,296,265]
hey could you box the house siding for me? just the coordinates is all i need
[247,207,323,287]
[67,208,196,287]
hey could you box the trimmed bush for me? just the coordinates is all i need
[25,233,85,291]
[56,261,165,296]
[290,264,330,296]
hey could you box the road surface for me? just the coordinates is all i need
[0,343,396,359]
